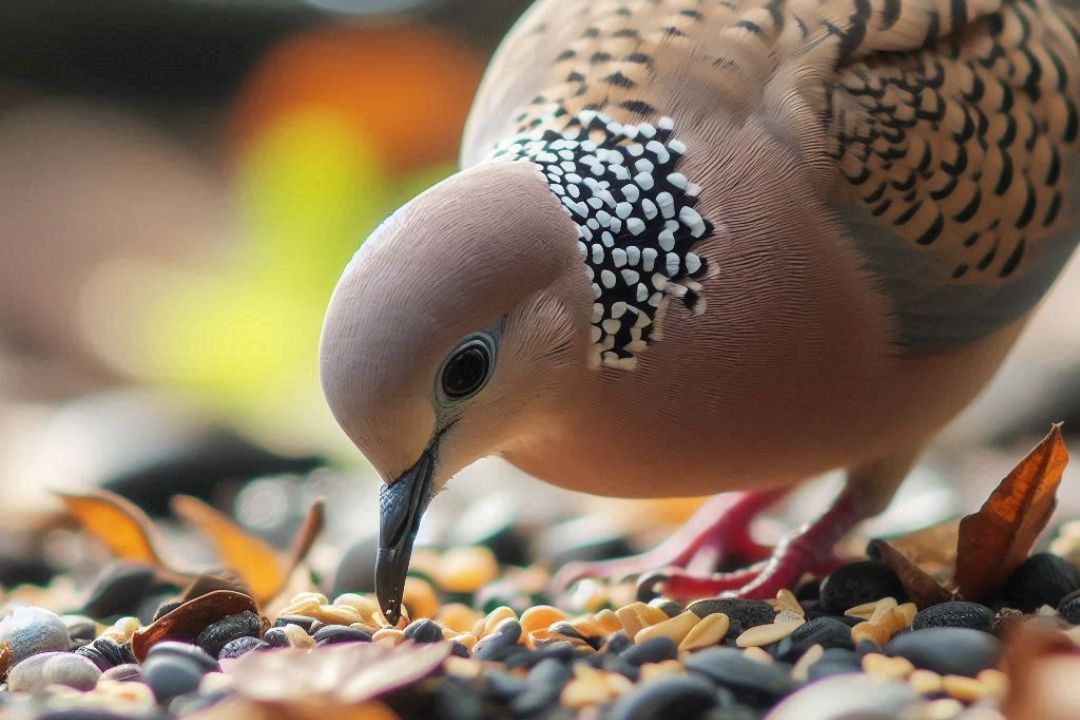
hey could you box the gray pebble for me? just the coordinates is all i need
[146,641,219,672]
[621,637,677,666]
[102,663,142,682]
[219,636,270,659]
[885,628,1001,677]
[60,615,98,647]
[142,654,205,702]
[608,674,717,720]
[0,607,72,664]
[8,651,102,692]
[685,647,791,702]
[510,658,572,716]
[195,610,261,658]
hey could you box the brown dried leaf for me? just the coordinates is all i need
[954,425,1069,601]
[57,491,168,568]
[171,496,284,604]
[868,538,952,608]
[284,499,326,579]
[131,589,258,662]
[224,642,450,706]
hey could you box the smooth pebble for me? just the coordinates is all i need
[7,651,102,692]
[820,562,905,615]
[0,607,71,664]
[884,628,1000,677]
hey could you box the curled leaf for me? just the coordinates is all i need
[132,589,258,662]
[954,425,1069,601]
[868,538,952,608]
[57,491,188,584]
[171,496,285,604]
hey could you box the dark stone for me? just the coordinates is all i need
[776,617,854,661]
[795,581,821,602]
[450,640,470,658]
[820,562,905,615]
[64,619,98,647]
[621,637,678,666]
[403,619,444,644]
[607,674,718,720]
[263,628,291,648]
[153,599,184,622]
[535,642,580,663]
[474,619,523,662]
[685,647,791,705]
[806,660,860,682]
[1058,589,1080,624]
[604,631,632,655]
[313,625,372,645]
[195,611,260,658]
[912,602,994,632]
[330,536,378,595]
[74,638,135,671]
[885,627,1001,676]
[509,658,572,716]
[218,636,269,659]
[272,614,316,632]
[146,641,219,672]
[81,563,176,620]
[483,669,528,701]
[1001,553,1080,612]
[601,653,640,682]
[142,654,206,702]
[686,599,775,638]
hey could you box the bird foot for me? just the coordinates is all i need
[548,487,790,596]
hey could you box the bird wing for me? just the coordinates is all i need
[825,0,1080,347]
[463,0,1080,348]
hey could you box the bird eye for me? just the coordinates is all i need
[440,336,493,400]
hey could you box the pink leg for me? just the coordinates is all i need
[548,487,790,594]
[654,483,865,601]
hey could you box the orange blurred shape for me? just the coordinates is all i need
[230,23,485,176]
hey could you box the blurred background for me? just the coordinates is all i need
[1,0,1079,595]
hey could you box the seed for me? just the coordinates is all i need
[909,669,944,695]
[678,613,730,651]
[452,632,478,650]
[445,657,483,678]
[281,592,327,616]
[862,652,914,680]
[635,604,670,627]
[879,606,914,635]
[403,577,439,620]
[942,674,990,702]
[517,605,564,635]
[735,618,804,647]
[977,668,1009,699]
[844,598,889,620]
[616,605,646,640]
[774,609,804,624]
[639,659,684,682]
[569,616,605,639]
[310,604,364,626]
[595,609,623,633]
[435,546,499,593]
[896,602,918,627]
[918,698,965,719]
[333,593,380,614]
[851,621,892,646]
[438,603,482,633]
[868,597,898,625]
[562,666,619,708]
[634,610,698,646]
[774,589,804,617]
[372,628,405,646]
[482,607,518,638]
[282,623,315,648]
[742,646,775,664]
[102,617,141,644]
[790,643,824,682]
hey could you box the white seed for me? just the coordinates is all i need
[627,218,646,235]
[612,248,628,267]
[601,270,616,289]
[735,619,804,648]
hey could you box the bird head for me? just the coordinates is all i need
[319,160,587,622]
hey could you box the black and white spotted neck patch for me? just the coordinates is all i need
[491,110,715,370]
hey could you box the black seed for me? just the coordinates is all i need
[474,619,523,661]
[195,611,261,659]
[1057,589,1080,624]
[404,618,445,644]
[1001,552,1080,612]
[262,627,292,648]
[820,561,905,615]
[509,658,572,716]
[912,601,994,632]
[272,614,317,632]
[621,637,678,666]
[604,630,632,655]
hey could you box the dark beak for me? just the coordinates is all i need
[375,447,435,624]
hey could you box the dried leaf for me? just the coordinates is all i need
[868,538,952,608]
[284,498,326,581]
[57,491,170,569]
[132,589,258,662]
[171,496,284,604]
[954,425,1069,601]
[224,642,450,705]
